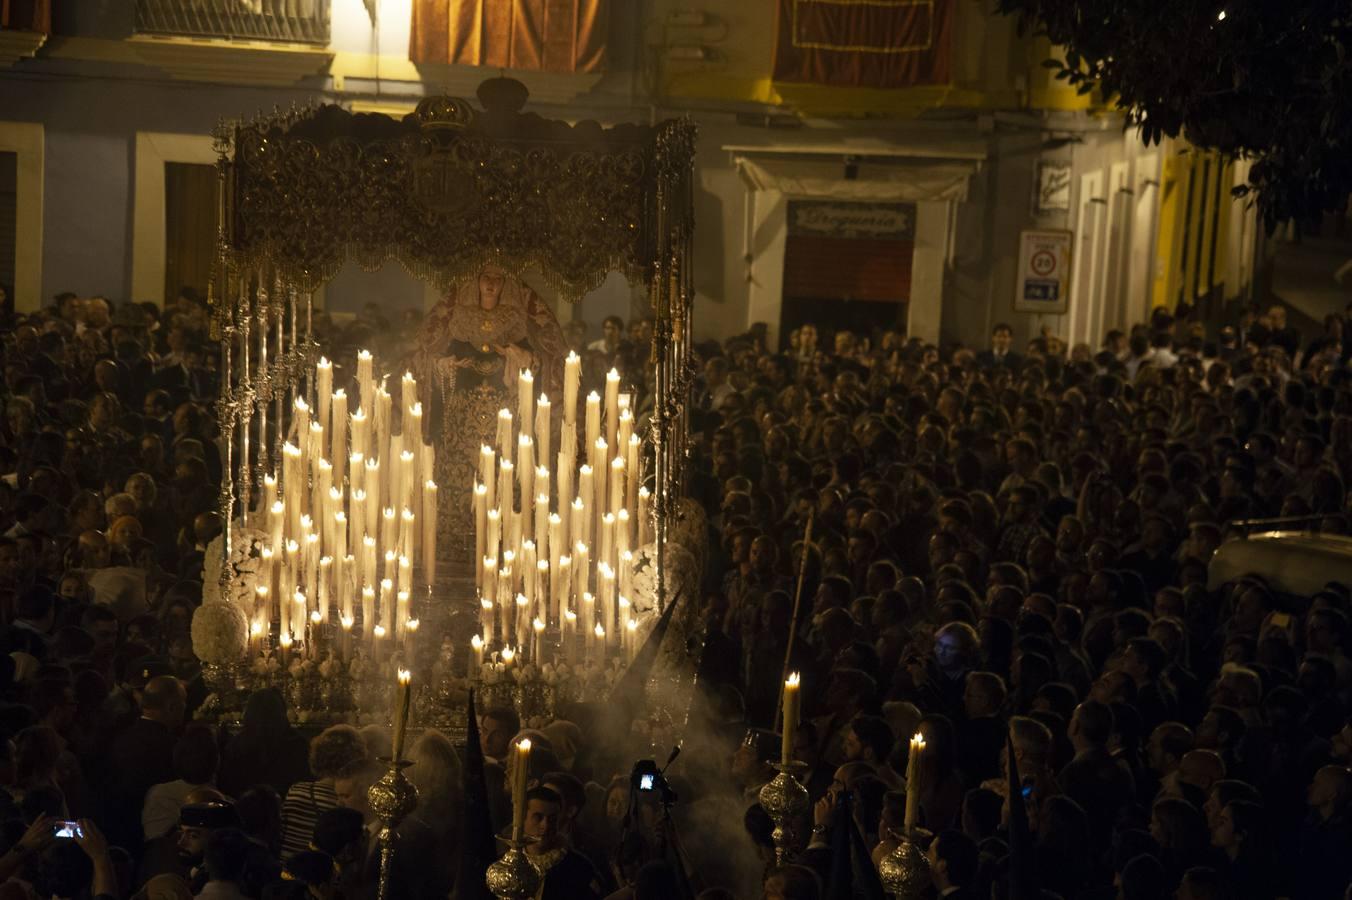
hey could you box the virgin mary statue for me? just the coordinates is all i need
[414,264,567,522]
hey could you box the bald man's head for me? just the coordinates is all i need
[142,675,186,728]
[78,530,110,569]
[1178,749,1226,792]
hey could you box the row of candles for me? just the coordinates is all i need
[470,354,652,670]
[251,351,437,660]
[779,674,926,832]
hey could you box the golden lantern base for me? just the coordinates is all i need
[757,761,810,866]
[878,830,932,899]
[486,837,541,900]
[366,759,418,900]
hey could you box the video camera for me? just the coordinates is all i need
[630,747,680,807]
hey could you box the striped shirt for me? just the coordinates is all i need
[281,779,337,858]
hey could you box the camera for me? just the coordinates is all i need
[630,757,677,806]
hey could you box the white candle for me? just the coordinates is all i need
[585,391,601,451]
[517,369,534,429]
[905,733,925,830]
[534,492,550,565]
[351,407,369,465]
[399,449,416,519]
[619,547,633,600]
[331,390,348,487]
[340,616,354,663]
[604,368,621,451]
[521,541,537,609]
[627,433,640,514]
[387,432,405,516]
[496,409,514,463]
[380,578,395,634]
[483,556,498,607]
[423,480,438,590]
[293,397,310,455]
[486,508,502,563]
[558,554,572,618]
[316,357,333,429]
[536,559,549,622]
[362,535,377,595]
[396,589,410,638]
[400,508,416,562]
[638,486,651,546]
[626,617,638,663]
[471,633,485,676]
[577,467,593,550]
[318,556,332,622]
[480,445,497,510]
[515,593,529,650]
[600,513,616,575]
[518,437,535,541]
[583,591,596,640]
[548,514,562,621]
[782,673,801,766]
[564,352,581,425]
[365,459,381,538]
[592,438,609,520]
[563,606,577,657]
[610,456,625,517]
[574,542,590,605]
[361,585,375,638]
[535,393,551,467]
[356,349,374,418]
[381,507,398,559]
[474,482,488,589]
[618,407,633,460]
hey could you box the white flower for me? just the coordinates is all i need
[202,525,269,611]
[190,603,248,664]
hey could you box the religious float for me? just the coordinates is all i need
[192,79,703,756]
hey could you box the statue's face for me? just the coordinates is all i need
[478,269,506,309]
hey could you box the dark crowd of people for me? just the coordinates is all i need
[681,300,1352,900]
[1,279,1351,900]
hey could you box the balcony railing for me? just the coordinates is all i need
[135,0,330,45]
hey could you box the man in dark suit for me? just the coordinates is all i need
[522,786,605,899]
[976,323,1023,370]
[1058,700,1136,855]
[103,674,185,851]
[0,585,55,660]
[928,829,981,899]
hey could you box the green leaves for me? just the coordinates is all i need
[998,0,1352,228]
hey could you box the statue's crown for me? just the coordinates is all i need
[412,96,474,131]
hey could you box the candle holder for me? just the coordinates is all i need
[366,758,419,900]
[485,837,541,900]
[757,761,810,866]
[877,827,932,900]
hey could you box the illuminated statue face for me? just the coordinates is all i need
[478,266,507,309]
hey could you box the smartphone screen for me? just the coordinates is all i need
[53,821,83,840]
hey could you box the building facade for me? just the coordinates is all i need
[0,0,1258,351]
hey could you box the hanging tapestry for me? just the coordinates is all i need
[773,0,952,89]
[410,0,608,73]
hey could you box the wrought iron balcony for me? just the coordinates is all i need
[135,0,330,45]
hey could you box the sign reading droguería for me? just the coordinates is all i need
[788,201,916,240]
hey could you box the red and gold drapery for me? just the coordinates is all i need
[773,0,952,89]
[410,0,607,73]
